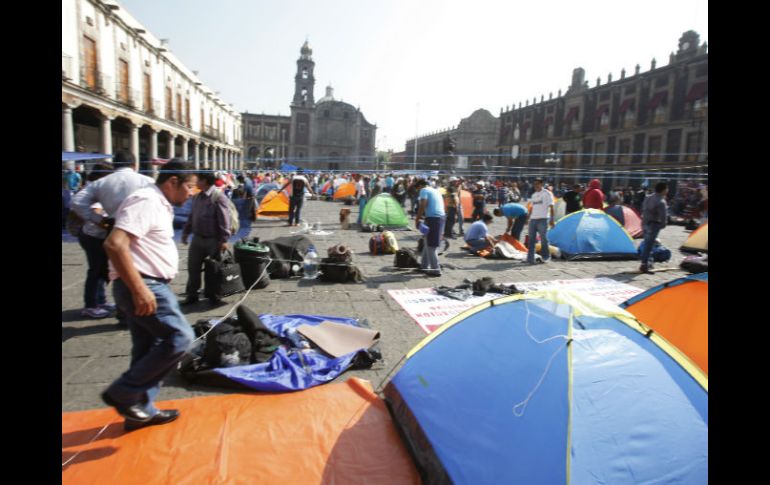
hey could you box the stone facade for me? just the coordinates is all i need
[242,41,377,172]
[497,31,708,188]
[401,108,499,172]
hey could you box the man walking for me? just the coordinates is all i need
[181,171,232,306]
[526,179,555,264]
[494,201,528,241]
[443,178,460,238]
[280,169,315,226]
[414,179,446,277]
[101,160,197,431]
[639,182,669,273]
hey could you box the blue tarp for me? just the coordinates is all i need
[213,314,369,392]
[62,151,112,161]
[281,163,299,172]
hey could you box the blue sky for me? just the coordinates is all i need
[119,0,708,151]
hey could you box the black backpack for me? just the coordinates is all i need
[394,248,420,268]
[204,249,245,300]
[319,257,365,283]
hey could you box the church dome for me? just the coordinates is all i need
[317,85,335,104]
[301,40,313,57]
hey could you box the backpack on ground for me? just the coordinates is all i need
[637,240,672,263]
[369,234,386,255]
[211,189,240,235]
[319,257,365,283]
[382,230,399,254]
[680,254,708,273]
[394,248,420,268]
[204,249,245,300]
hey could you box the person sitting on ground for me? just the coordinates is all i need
[604,194,625,226]
[493,202,528,241]
[464,214,498,252]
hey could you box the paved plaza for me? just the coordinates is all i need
[62,199,696,412]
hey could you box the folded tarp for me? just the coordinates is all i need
[181,313,378,392]
[62,378,420,485]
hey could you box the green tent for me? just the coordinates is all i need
[360,193,410,228]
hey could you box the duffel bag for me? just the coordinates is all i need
[204,249,246,299]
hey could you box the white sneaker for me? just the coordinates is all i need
[98,303,117,312]
[81,307,111,319]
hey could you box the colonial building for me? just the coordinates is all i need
[496,31,708,188]
[242,41,377,172]
[62,0,243,173]
[400,109,499,172]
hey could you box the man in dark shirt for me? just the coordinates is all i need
[562,184,583,214]
[280,169,315,226]
[471,183,487,221]
[181,171,232,305]
[639,182,669,273]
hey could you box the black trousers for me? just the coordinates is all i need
[288,196,304,225]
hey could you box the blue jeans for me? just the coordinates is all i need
[357,197,367,225]
[466,238,489,251]
[640,222,663,266]
[106,278,194,413]
[511,217,526,241]
[78,232,108,308]
[288,196,304,225]
[527,218,550,263]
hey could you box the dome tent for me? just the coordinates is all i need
[621,272,708,374]
[604,205,643,238]
[681,221,708,253]
[548,209,637,260]
[360,193,409,228]
[384,290,707,484]
[256,190,290,218]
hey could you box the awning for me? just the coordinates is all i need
[619,99,635,114]
[61,151,112,161]
[565,106,579,124]
[648,92,667,110]
[686,82,707,102]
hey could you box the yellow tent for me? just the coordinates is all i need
[681,222,708,253]
[257,190,290,218]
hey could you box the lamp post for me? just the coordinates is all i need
[544,151,561,187]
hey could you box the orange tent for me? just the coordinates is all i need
[621,273,708,374]
[333,182,357,200]
[62,379,419,484]
[256,190,290,218]
[459,189,474,221]
[681,222,708,253]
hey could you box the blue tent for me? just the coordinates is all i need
[548,209,637,259]
[281,163,299,172]
[255,182,280,202]
[384,290,707,484]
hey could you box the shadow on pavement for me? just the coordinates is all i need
[62,323,125,342]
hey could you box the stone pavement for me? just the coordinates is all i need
[62,199,696,412]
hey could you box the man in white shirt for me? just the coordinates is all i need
[101,159,198,431]
[527,179,555,264]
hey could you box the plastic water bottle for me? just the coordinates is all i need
[303,245,319,279]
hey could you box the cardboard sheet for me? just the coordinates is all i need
[388,277,645,334]
[62,378,419,485]
[298,320,380,358]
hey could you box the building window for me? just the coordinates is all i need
[618,139,631,164]
[363,129,369,137]
[176,93,182,123]
[623,110,635,129]
[654,105,667,124]
[185,98,190,127]
[344,111,349,120]
[144,73,152,113]
[299,123,305,133]
[323,110,329,118]
[165,87,173,120]
[625,85,636,95]
[117,59,129,103]
[547,123,554,137]
[648,136,663,163]
[685,132,700,162]
[600,112,610,131]
[655,76,668,88]
[696,64,708,77]
[302,68,308,79]
[595,141,606,164]
[83,35,98,90]
[600,91,610,101]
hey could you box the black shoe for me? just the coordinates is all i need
[209,298,227,308]
[101,391,152,422]
[181,296,199,306]
[124,409,180,431]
